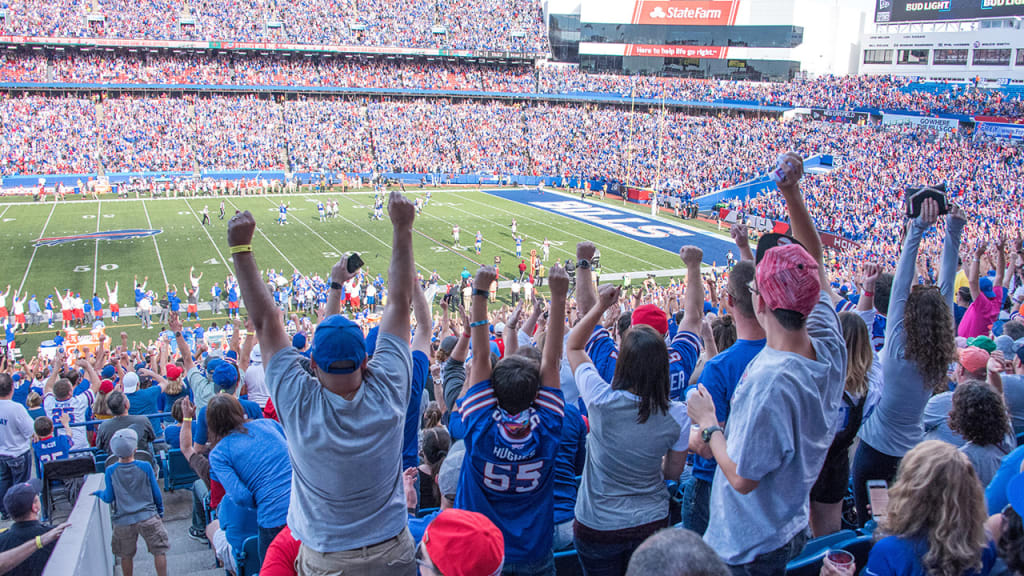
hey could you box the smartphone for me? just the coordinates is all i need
[904,184,949,218]
[867,479,889,520]
[347,253,364,274]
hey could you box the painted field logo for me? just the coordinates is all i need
[34,229,162,247]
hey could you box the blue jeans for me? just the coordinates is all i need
[0,450,32,518]
[682,476,712,536]
[190,479,209,534]
[574,533,649,576]
[503,551,555,576]
[726,530,808,576]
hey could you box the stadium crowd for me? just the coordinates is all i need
[0,0,548,51]
[1,167,1023,576]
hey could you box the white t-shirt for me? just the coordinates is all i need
[44,390,94,450]
[0,399,34,457]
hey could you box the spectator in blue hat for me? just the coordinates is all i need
[188,358,261,446]
[171,312,217,410]
[227,191,419,574]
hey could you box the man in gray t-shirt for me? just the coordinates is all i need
[687,153,846,573]
[225,191,419,575]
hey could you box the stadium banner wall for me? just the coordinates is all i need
[809,108,870,123]
[580,0,799,27]
[881,112,959,132]
[719,209,860,253]
[974,122,1024,140]
[578,42,791,61]
[0,35,537,59]
[874,0,1024,24]
[975,115,1024,125]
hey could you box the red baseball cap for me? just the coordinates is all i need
[99,379,115,395]
[424,509,504,576]
[632,304,668,335]
[165,364,183,381]
[755,238,820,318]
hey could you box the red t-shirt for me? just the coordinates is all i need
[260,526,301,576]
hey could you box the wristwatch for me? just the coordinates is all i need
[472,289,489,298]
[701,425,724,444]
[577,259,591,270]
[330,281,343,290]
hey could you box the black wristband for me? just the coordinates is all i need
[175,332,182,339]
[577,259,591,270]
[472,289,489,298]
[330,281,343,290]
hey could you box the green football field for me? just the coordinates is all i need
[0,187,726,355]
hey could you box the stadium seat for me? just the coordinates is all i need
[235,535,261,576]
[554,548,583,576]
[785,531,857,576]
[105,449,157,479]
[160,449,199,492]
[416,507,440,518]
[41,454,96,521]
[837,534,875,572]
[801,530,858,557]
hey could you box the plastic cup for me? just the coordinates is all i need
[826,549,855,572]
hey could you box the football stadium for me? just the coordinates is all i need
[0,0,1023,575]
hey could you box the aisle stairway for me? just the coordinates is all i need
[117,489,223,576]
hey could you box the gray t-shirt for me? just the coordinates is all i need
[573,363,688,531]
[960,442,1009,487]
[265,332,412,553]
[704,291,846,565]
[1002,375,1024,437]
[923,391,963,447]
[185,366,216,410]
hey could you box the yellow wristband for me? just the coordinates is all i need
[183,417,193,423]
[229,244,252,255]
[35,536,42,549]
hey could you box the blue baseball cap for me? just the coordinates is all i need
[292,332,307,350]
[365,326,380,357]
[208,359,239,390]
[313,315,366,374]
[12,373,20,382]
[980,276,996,299]
[101,365,116,379]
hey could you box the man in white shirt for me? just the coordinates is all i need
[0,373,34,520]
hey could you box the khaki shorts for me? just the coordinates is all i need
[112,515,170,558]
[296,526,415,576]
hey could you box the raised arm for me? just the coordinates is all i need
[521,293,543,338]
[76,358,103,395]
[379,191,416,338]
[731,223,754,262]
[542,265,568,389]
[575,242,598,317]
[226,211,290,360]
[886,198,939,353]
[411,282,432,355]
[567,284,621,373]
[775,152,828,288]
[969,243,984,302]
[995,238,1007,289]
[679,246,704,334]
[939,204,966,310]
[857,263,881,313]
[505,305,523,355]
[179,398,197,461]
[44,351,63,396]
[325,254,359,318]
[168,314,194,373]
[470,267,496,384]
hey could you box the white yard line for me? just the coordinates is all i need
[453,190,667,270]
[181,198,232,274]
[17,202,57,293]
[0,205,12,221]
[141,200,170,286]
[92,200,101,293]
[225,198,298,271]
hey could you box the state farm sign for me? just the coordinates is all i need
[632,0,741,26]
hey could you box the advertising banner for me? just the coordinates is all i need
[974,122,1024,140]
[881,113,959,132]
[875,0,1024,23]
[810,109,870,123]
[624,44,727,58]
[632,0,741,25]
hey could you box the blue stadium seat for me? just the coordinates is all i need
[837,534,875,572]
[160,449,199,492]
[554,548,583,576]
[235,535,260,576]
[801,530,858,558]
[786,531,857,576]
[416,507,439,519]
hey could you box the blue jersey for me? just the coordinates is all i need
[92,297,102,311]
[586,325,701,401]
[45,297,53,311]
[872,314,887,352]
[552,401,587,525]
[33,435,71,467]
[402,351,430,470]
[865,536,996,576]
[455,380,564,564]
[227,287,239,303]
[193,399,263,445]
[515,238,522,248]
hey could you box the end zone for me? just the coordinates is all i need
[482,188,735,266]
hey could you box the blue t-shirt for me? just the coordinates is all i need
[865,536,996,576]
[585,325,701,401]
[454,379,564,564]
[127,386,162,418]
[986,444,1024,515]
[691,338,767,483]
[402,351,430,471]
[409,510,440,545]
[164,424,181,450]
[33,434,71,476]
[209,419,292,529]
[193,398,263,445]
[218,498,259,554]
[12,380,41,407]
[872,314,887,352]
[552,401,587,525]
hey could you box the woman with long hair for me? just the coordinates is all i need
[861,441,996,576]
[809,311,881,536]
[416,426,450,512]
[948,382,1011,487]
[566,276,693,576]
[852,200,964,525]
[207,394,292,563]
